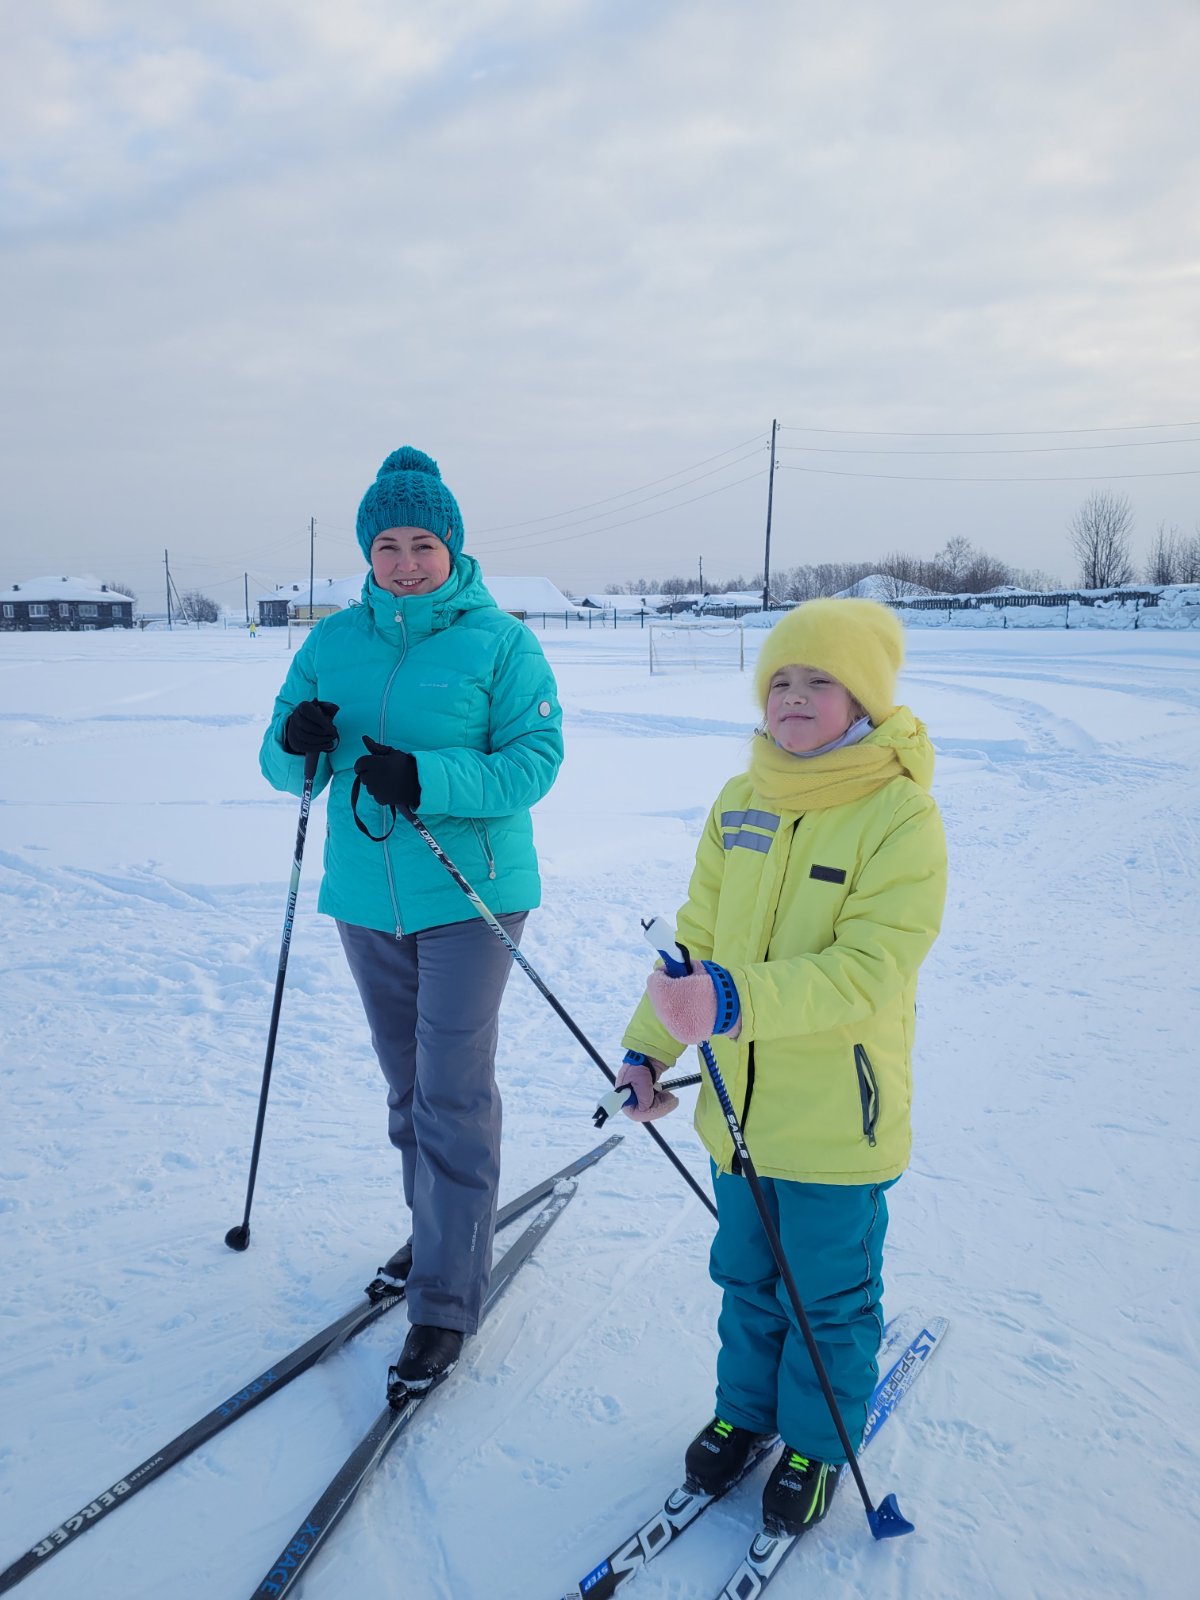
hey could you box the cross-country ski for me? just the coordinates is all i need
[710,1317,949,1600]
[0,1140,618,1596]
[557,1313,945,1600]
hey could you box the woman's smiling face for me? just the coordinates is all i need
[370,527,452,597]
[765,663,861,753]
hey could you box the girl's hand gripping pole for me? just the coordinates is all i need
[592,1071,701,1128]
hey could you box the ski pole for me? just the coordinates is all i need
[592,1073,701,1128]
[387,802,717,1221]
[225,751,321,1252]
[642,913,914,1541]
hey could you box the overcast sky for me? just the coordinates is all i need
[3,0,1198,609]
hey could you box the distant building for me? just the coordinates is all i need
[1,576,134,632]
[256,577,365,627]
[483,576,584,618]
[256,573,581,626]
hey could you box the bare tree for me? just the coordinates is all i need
[1009,567,1062,592]
[931,536,974,591]
[104,579,138,603]
[961,551,1014,592]
[1181,526,1200,584]
[178,589,219,623]
[875,552,933,597]
[769,562,876,601]
[1145,522,1184,585]
[1069,490,1135,588]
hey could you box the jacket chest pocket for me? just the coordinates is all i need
[853,1045,879,1147]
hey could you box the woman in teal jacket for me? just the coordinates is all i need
[260,447,563,1390]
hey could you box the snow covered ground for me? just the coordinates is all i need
[1,622,1197,1599]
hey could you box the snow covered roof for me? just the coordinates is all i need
[5,575,132,603]
[833,574,937,600]
[484,575,582,613]
[258,576,364,607]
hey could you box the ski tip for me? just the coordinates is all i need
[867,1492,915,1540]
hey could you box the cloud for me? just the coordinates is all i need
[2,0,1198,600]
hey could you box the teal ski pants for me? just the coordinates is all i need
[710,1166,894,1462]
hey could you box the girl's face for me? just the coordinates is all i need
[765,663,862,753]
[370,527,452,597]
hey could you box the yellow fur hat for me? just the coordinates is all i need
[754,598,905,725]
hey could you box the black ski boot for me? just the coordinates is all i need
[684,1416,776,1497]
[760,1447,838,1537]
[378,1239,413,1283]
[387,1324,465,1402]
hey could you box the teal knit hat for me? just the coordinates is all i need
[355,446,465,560]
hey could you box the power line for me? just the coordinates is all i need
[779,419,1200,437]
[477,469,768,556]
[779,464,1200,483]
[471,435,767,535]
[778,437,1200,457]
[472,447,767,551]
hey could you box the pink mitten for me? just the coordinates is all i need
[615,1056,678,1123]
[646,964,742,1045]
[646,968,718,1045]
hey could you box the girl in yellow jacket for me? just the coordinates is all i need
[618,598,946,1538]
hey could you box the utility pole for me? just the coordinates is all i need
[309,517,315,621]
[244,573,249,626]
[164,549,172,630]
[699,554,704,595]
[761,418,778,612]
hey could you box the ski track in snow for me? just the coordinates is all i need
[1,625,1198,1600]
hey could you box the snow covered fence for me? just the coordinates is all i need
[898,587,1200,630]
[738,585,1200,632]
[522,609,655,629]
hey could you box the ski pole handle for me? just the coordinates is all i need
[641,914,691,977]
[592,1072,702,1128]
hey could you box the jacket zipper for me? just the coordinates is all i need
[853,1044,879,1147]
[379,612,409,937]
[469,819,496,880]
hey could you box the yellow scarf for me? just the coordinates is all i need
[748,705,935,810]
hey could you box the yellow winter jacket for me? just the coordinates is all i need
[622,748,947,1184]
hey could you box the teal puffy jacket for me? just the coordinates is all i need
[259,557,563,935]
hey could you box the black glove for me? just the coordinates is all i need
[353,735,421,810]
[283,699,340,755]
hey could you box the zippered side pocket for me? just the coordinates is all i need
[470,819,496,880]
[853,1044,879,1147]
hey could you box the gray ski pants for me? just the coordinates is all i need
[337,912,526,1334]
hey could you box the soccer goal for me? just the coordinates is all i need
[648,619,745,674]
[287,613,322,649]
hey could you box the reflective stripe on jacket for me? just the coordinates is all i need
[623,771,946,1183]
